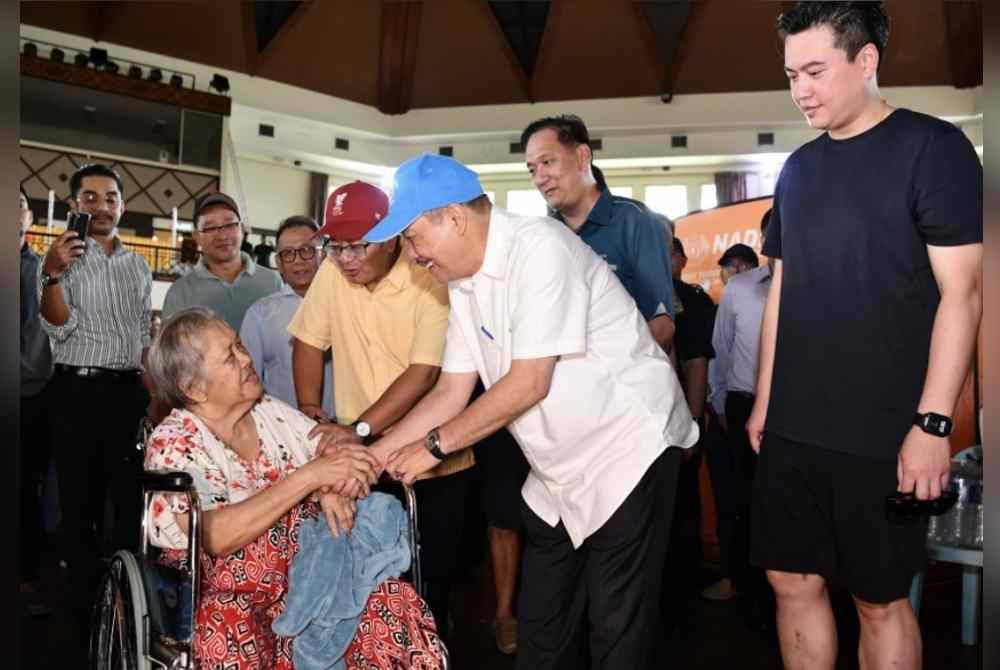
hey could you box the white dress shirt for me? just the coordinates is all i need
[442,207,698,548]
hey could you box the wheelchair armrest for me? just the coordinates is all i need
[142,470,194,493]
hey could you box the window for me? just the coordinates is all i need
[609,186,633,199]
[700,184,718,211]
[644,185,688,220]
[506,189,548,216]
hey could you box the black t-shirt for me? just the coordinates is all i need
[673,279,716,365]
[762,109,982,461]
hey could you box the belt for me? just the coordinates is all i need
[729,390,756,400]
[55,363,142,380]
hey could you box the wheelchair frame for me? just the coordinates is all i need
[89,420,449,669]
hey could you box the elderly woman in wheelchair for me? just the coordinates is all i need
[119,307,444,669]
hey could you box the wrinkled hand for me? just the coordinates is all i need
[385,441,440,486]
[308,421,360,454]
[42,230,85,278]
[745,403,766,453]
[897,426,951,500]
[308,445,380,499]
[318,491,357,537]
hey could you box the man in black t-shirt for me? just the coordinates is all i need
[746,4,982,669]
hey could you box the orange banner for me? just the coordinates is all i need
[675,197,773,303]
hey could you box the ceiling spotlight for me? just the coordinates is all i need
[128,65,142,79]
[22,42,38,58]
[148,68,163,83]
[169,74,183,88]
[89,47,108,67]
[209,74,230,95]
[51,48,65,64]
[74,53,89,67]
[104,61,120,75]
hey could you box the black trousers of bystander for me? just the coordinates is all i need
[49,368,148,634]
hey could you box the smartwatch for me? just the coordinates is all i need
[424,428,446,461]
[913,412,953,437]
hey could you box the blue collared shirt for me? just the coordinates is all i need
[240,284,335,418]
[555,188,675,321]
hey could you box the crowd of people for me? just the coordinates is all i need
[18,3,981,669]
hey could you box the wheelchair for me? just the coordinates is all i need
[89,439,450,669]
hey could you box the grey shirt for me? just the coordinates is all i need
[21,244,53,395]
[38,236,152,370]
[162,252,282,332]
[709,264,771,415]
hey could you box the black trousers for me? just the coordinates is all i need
[662,440,704,630]
[20,385,53,583]
[517,448,681,670]
[703,412,739,580]
[724,392,771,614]
[49,368,148,621]
[412,466,474,637]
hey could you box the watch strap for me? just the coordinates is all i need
[913,412,953,437]
[424,428,446,461]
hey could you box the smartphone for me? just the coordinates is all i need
[67,211,91,243]
[885,488,958,524]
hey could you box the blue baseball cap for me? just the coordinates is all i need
[363,153,484,243]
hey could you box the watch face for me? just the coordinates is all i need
[355,421,371,438]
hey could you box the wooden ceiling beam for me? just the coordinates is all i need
[377,1,422,115]
[239,0,259,76]
[255,1,314,72]
[943,0,982,89]
[479,0,534,103]
[631,0,700,100]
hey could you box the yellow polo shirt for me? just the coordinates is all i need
[288,253,473,478]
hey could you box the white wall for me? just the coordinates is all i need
[220,155,311,233]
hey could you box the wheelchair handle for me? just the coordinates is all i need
[142,470,194,493]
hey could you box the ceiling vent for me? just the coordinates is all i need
[258,123,275,137]
[334,137,350,151]
[671,135,687,148]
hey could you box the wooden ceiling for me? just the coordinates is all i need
[21,0,982,115]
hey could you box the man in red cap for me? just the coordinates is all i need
[288,180,474,638]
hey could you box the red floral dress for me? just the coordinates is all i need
[145,397,443,669]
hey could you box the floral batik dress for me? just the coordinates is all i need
[145,396,443,670]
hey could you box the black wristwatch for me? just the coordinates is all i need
[41,272,59,287]
[913,412,953,437]
[424,428,446,461]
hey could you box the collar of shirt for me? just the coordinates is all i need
[455,206,513,292]
[84,235,127,257]
[748,264,772,284]
[279,282,297,297]
[194,251,256,280]
[552,187,614,231]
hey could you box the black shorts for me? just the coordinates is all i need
[473,427,529,531]
[750,432,927,604]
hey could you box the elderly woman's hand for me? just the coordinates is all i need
[318,491,357,537]
[306,445,380,498]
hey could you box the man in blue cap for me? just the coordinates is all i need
[364,153,699,669]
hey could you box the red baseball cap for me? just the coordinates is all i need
[318,181,389,241]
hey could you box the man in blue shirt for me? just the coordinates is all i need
[240,215,334,417]
[522,114,676,351]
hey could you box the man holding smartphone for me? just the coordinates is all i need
[38,163,153,644]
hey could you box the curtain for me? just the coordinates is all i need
[714,171,748,206]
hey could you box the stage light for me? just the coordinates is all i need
[169,74,183,88]
[74,53,89,67]
[23,42,38,58]
[104,61,120,75]
[128,65,142,79]
[149,68,163,83]
[51,48,65,64]
[89,48,108,67]
[209,74,230,95]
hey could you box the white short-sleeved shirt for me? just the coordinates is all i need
[442,207,698,548]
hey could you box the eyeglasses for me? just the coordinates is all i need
[77,192,121,208]
[277,245,322,263]
[198,221,241,236]
[326,242,373,260]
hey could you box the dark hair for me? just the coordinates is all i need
[276,215,318,245]
[761,208,772,234]
[520,114,592,153]
[777,2,889,71]
[19,185,29,203]
[69,164,126,200]
[672,236,686,258]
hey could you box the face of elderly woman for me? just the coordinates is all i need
[193,321,262,406]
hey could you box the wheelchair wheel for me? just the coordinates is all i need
[90,551,150,670]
